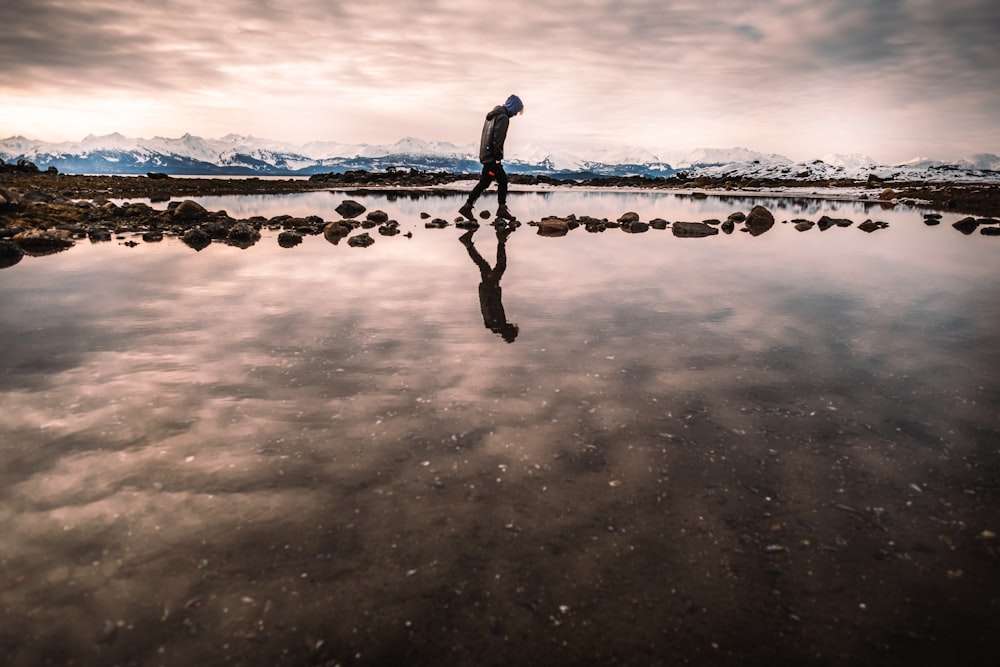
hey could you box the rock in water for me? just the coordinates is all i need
[336,200,367,219]
[952,217,979,235]
[323,220,353,244]
[858,219,888,233]
[278,231,303,247]
[0,239,24,268]
[181,227,212,251]
[621,221,649,233]
[347,232,374,247]
[227,222,260,248]
[744,205,774,236]
[672,221,718,238]
[536,217,571,237]
[171,200,209,223]
[12,228,74,255]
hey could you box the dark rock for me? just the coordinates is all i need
[744,205,774,235]
[649,218,668,230]
[425,218,449,229]
[952,217,979,235]
[323,220,354,244]
[794,220,815,232]
[15,159,40,173]
[456,220,479,230]
[672,221,719,238]
[622,221,649,233]
[147,172,170,179]
[278,231,303,247]
[88,227,113,242]
[536,217,571,237]
[365,210,389,223]
[378,224,401,236]
[335,200,366,219]
[858,219,888,233]
[13,228,74,255]
[347,232,374,247]
[981,227,1000,236]
[172,200,209,223]
[201,220,232,239]
[227,222,260,248]
[721,220,735,234]
[0,187,22,207]
[181,227,212,251]
[142,230,164,242]
[0,239,24,268]
[728,212,747,223]
[816,215,853,231]
[923,213,942,225]
[617,212,640,224]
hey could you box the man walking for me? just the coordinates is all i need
[459,94,524,222]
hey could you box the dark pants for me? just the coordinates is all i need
[467,161,508,207]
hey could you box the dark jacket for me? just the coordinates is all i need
[478,105,510,163]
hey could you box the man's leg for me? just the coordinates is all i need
[468,164,496,205]
[495,163,508,206]
[461,164,495,219]
[495,163,515,220]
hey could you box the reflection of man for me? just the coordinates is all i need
[459,225,518,343]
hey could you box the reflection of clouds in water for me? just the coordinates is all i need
[1,193,999,664]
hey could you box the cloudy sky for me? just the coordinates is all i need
[2,0,998,162]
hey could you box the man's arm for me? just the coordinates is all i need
[491,114,510,161]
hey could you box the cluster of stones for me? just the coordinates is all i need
[0,187,405,267]
[519,205,901,238]
[949,214,1000,236]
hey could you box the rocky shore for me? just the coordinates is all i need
[2,167,999,268]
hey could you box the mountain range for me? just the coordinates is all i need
[2,132,999,182]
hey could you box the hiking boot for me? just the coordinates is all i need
[458,203,475,221]
[496,205,515,220]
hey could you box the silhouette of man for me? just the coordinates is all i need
[459,225,518,343]
[459,94,524,223]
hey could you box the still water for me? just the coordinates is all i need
[1,189,998,666]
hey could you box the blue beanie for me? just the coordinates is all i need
[503,94,524,116]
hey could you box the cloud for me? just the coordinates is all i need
[1,0,998,161]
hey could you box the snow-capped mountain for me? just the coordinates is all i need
[2,133,998,182]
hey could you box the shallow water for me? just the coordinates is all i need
[1,190,998,666]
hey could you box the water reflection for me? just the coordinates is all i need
[459,223,519,343]
[1,191,998,666]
